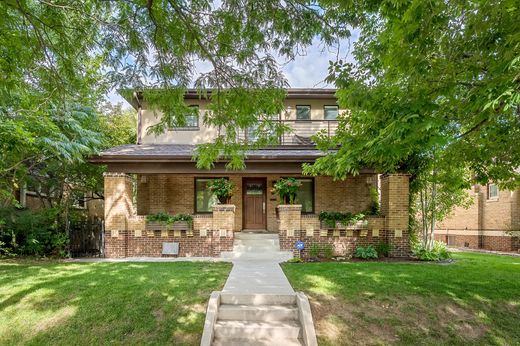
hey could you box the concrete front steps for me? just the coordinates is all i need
[220,232,293,261]
[202,293,317,346]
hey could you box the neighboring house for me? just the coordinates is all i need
[14,180,103,220]
[90,89,411,258]
[436,183,520,252]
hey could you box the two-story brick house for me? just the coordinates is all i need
[91,89,411,258]
[436,183,520,252]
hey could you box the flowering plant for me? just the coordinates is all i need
[207,178,235,203]
[271,178,302,204]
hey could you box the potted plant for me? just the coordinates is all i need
[146,212,193,231]
[271,178,302,204]
[319,211,368,229]
[207,178,235,204]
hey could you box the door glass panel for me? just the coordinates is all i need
[246,183,264,195]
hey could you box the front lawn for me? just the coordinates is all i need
[0,260,231,345]
[283,252,520,346]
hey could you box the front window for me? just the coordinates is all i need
[488,183,499,199]
[295,178,314,213]
[195,178,220,212]
[296,105,311,120]
[324,105,339,120]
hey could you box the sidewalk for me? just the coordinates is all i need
[222,259,294,294]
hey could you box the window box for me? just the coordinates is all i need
[320,220,368,230]
[145,220,192,231]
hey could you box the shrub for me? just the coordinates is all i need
[0,207,69,257]
[309,242,320,258]
[287,257,303,263]
[355,245,378,259]
[318,211,366,228]
[322,244,334,259]
[146,212,193,225]
[412,241,451,261]
[374,242,391,257]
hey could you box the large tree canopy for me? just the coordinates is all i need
[0,0,350,174]
[307,0,520,189]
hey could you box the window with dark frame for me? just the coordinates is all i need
[296,105,311,120]
[278,177,314,213]
[173,105,199,129]
[195,178,221,213]
[324,105,339,120]
[488,183,499,199]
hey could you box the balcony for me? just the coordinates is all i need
[237,119,338,145]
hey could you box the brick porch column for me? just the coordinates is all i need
[277,205,302,232]
[104,172,134,257]
[380,174,410,257]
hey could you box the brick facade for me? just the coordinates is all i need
[277,174,411,258]
[436,185,520,252]
[104,172,412,258]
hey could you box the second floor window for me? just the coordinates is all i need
[173,105,199,129]
[324,105,339,120]
[296,105,311,120]
[488,183,499,199]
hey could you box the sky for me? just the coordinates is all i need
[107,36,356,108]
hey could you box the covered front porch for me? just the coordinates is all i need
[94,144,411,258]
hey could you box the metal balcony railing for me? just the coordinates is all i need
[237,120,338,145]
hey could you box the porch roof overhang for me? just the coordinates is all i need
[89,144,375,174]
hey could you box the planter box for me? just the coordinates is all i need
[145,221,192,231]
[320,220,368,230]
[145,221,173,231]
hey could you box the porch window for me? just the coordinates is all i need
[488,183,499,199]
[195,178,219,213]
[295,178,314,213]
[324,105,339,120]
[296,105,311,120]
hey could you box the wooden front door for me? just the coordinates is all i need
[243,178,267,230]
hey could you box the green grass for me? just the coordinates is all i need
[283,252,520,346]
[0,260,231,345]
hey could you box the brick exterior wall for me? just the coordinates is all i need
[436,185,520,252]
[104,172,412,257]
[104,173,235,258]
[277,174,410,258]
[136,173,377,232]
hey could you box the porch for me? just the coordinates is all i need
[102,169,410,258]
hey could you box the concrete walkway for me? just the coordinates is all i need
[222,259,294,294]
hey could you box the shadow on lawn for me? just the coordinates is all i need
[283,253,520,345]
[0,261,231,346]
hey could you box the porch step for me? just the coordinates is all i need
[218,304,298,321]
[214,320,301,340]
[220,293,297,305]
[212,337,303,346]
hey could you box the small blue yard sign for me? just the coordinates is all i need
[295,241,305,251]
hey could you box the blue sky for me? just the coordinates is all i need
[107,36,355,108]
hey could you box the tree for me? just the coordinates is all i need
[1,0,352,170]
[305,0,520,248]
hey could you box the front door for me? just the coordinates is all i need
[243,178,267,230]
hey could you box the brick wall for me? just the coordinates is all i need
[104,173,236,258]
[136,173,377,232]
[277,174,410,258]
[436,184,520,252]
[105,230,233,257]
